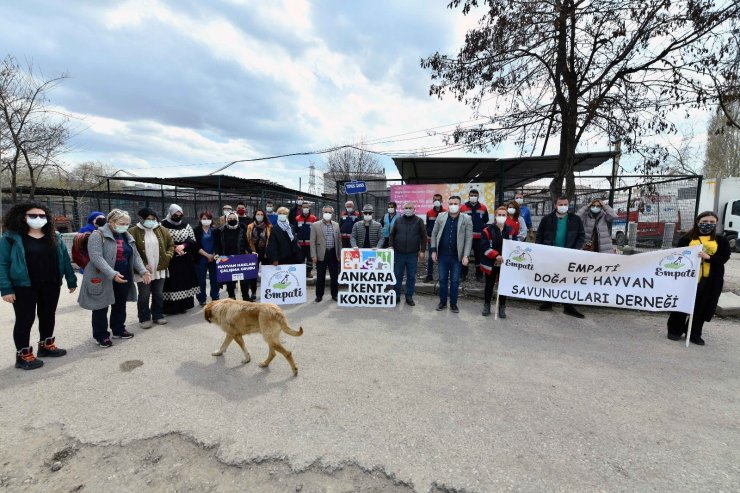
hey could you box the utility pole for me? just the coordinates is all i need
[308,163,318,196]
[608,139,622,207]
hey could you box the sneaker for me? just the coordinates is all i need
[450,304,460,313]
[689,336,705,346]
[436,303,446,311]
[15,347,44,370]
[405,297,415,306]
[37,337,67,357]
[112,330,134,339]
[97,338,113,348]
[139,320,154,330]
[563,306,585,319]
[154,318,168,325]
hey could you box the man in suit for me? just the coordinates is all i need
[430,195,474,313]
[310,205,342,303]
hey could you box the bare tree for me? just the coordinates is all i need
[323,144,385,192]
[0,55,70,200]
[422,0,739,200]
[704,102,740,178]
[664,131,702,176]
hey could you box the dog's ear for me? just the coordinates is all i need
[204,304,212,323]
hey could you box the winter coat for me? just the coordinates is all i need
[77,225,147,311]
[266,223,299,264]
[0,231,77,295]
[389,215,427,254]
[128,224,175,271]
[79,211,105,234]
[460,201,489,237]
[536,212,586,250]
[430,212,474,262]
[678,234,730,322]
[577,203,618,253]
[478,223,513,276]
[218,225,247,256]
[350,220,384,248]
[339,210,360,238]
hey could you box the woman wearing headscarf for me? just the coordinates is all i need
[245,209,272,301]
[577,198,618,253]
[217,211,249,300]
[160,204,200,314]
[129,208,175,328]
[666,211,730,345]
[266,206,299,265]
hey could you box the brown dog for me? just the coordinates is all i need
[204,299,303,376]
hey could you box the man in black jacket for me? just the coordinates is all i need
[536,196,587,318]
[389,202,427,306]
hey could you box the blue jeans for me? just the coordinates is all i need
[438,254,462,306]
[394,253,418,298]
[92,280,130,340]
[196,259,220,304]
[426,251,435,279]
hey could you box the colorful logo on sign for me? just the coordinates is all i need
[342,249,393,272]
[655,250,695,279]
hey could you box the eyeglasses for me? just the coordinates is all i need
[26,214,47,219]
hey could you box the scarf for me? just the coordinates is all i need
[277,220,294,240]
[690,237,718,280]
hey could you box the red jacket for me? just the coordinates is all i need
[505,216,520,238]
[460,202,489,238]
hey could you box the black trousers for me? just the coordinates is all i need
[13,283,61,350]
[316,248,339,299]
[667,283,709,338]
[225,280,250,300]
[483,268,506,306]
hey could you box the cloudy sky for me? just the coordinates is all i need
[1,0,708,192]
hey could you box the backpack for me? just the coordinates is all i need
[72,232,91,268]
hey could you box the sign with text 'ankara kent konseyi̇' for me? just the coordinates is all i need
[338,249,396,307]
[498,240,702,314]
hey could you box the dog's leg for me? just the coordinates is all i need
[212,334,233,356]
[233,334,251,364]
[258,346,276,369]
[273,343,298,377]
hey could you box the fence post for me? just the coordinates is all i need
[160,185,165,217]
[107,179,112,211]
[625,185,632,245]
[694,175,703,219]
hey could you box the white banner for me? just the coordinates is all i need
[259,264,307,305]
[498,240,701,314]
[338,248,397,307]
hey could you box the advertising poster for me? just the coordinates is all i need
[389,182,496,213]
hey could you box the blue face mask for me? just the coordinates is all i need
[143,220,158,229]
[590,206,602,214]
[115,225,130,234]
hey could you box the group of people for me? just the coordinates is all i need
[0,192,728,370]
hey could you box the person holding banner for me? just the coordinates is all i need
[430,196,474,313]
[505,200,528,242]
[129,208,175,327]
[310,206,342,302]
[389,202,427,306]
[266,207,300,266]
[218,212,250,300]
[460,189,489,282]
[380,201,399,248]
[480,206,513,318]
[667,212,730,345]
[351,204,383,249]
[536,196,586,318]
[424,194,445,282]
[245,209,272,301]
[194,211,222,307]
[576,198,618,253]
[340,200,360,249]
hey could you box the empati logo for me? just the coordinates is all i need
[656,250,695,279]
[505,246,534,271]
[269,266,298,290]
[263,266,304,302]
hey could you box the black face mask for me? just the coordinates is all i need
[698,223,716,235]
[171,215,183,223]
[94,218,106,227]
[227,219,238,226]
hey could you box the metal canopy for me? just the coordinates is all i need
[392,152,616,189]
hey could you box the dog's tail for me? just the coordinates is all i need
[281,321,303,337]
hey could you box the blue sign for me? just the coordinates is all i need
[216,253,259,283]
[344,180,367,194]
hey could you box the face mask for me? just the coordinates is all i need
[507,207,516,215]
[302,208,310,215]
[449,204,460,214]
[515,198,523,205]
[227,219,238,226]
[496,216,507,225]
[171,215,183,223]
[255,215,264,223]
[144,220,158,229]
[469,196,478,203]
[590,206,602,214]
[346,207,354,213]
[433,200,441,208]
[200,219,212,227]
[278,214,288,223]
[223,210,232,216]
[363,214,372,222]
[296,200,303,205]
[26,217,47,230]
[237,209,246,216]
[698,223,716,235]
[404,209,414,217]
[323,213,332,222]
[94,217,106,227]
[557,205,569,214]
[266,207,273,213]
[115,225,130,233]
[388,208,395,214]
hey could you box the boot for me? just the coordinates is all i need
[15,347,44,370]
[38,337,67,357]
[481,303,491,317]
[498,305,507,319]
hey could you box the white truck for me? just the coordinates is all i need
[698,177,740,251]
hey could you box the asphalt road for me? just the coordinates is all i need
[0,281,738,492]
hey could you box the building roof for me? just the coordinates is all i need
[391,152,616,189]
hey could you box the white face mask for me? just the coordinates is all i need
[496,215,507,225]
[433,200,441,208]
[302,208,310,215]
[26,217,47,230]
[115,224,130,233]
[266,207,273,213]
[201,219,212,226]
[590,206,602,214]
[278,214,288,223]
[404,209,414,216]
[388,208,395,214]
[346,207,354,213]
[143,219,158,229]
[323,213,332,221]
[255,215,264,223]
[223,210,232,217]
[363,214,372,222]
[449,204,460,214]
[469,196,478,203]
[507,207,516,215]
[557,205,569,214]
[515,198,524,205]
[296,200,303,205]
